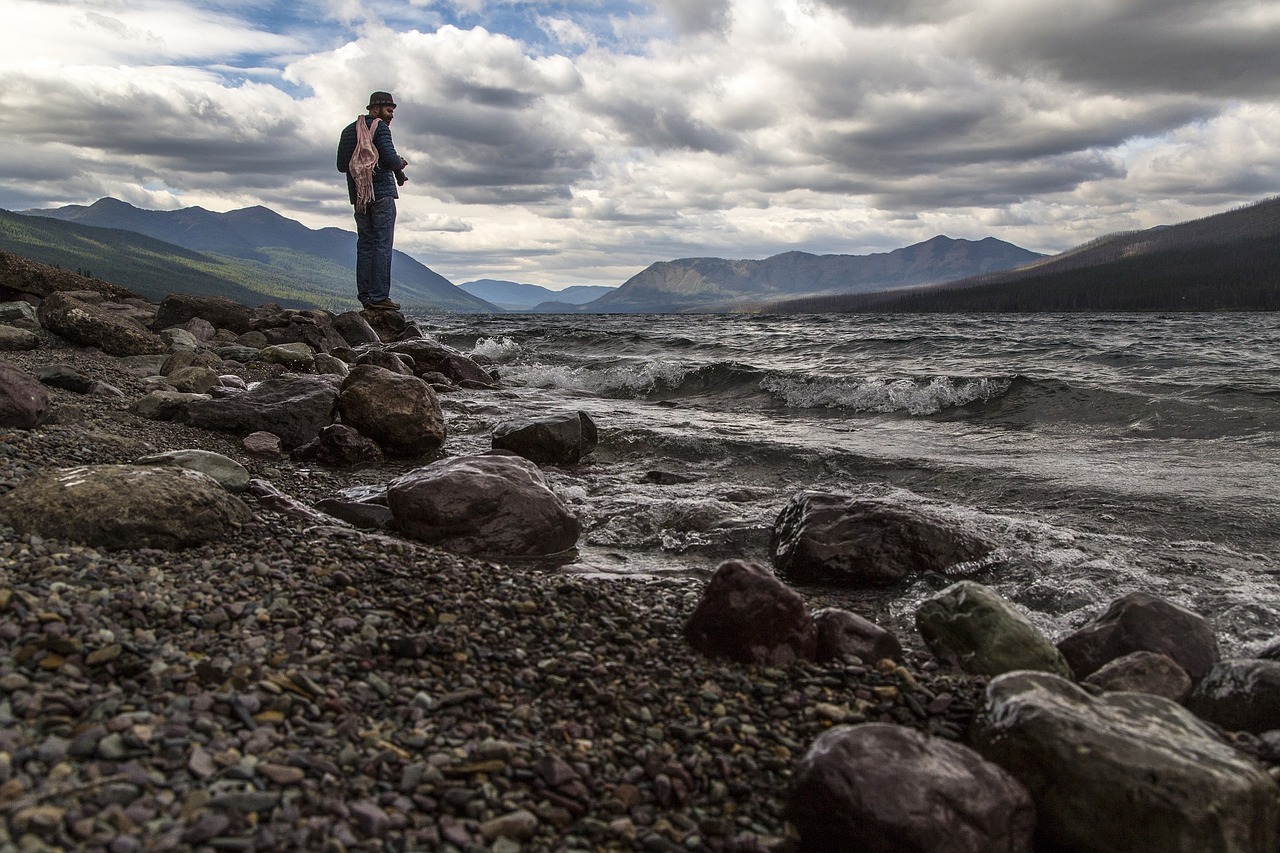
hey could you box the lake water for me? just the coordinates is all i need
[410,311,1280,654]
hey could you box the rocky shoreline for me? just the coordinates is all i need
[2,258,1279,852]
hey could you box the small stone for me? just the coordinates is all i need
[480,809,539,842]
[259,764,305,785]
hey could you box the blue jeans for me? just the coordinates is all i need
[354,197,396,304]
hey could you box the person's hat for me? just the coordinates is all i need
[367,91,397,109]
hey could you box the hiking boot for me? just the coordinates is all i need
[365,298,401,311]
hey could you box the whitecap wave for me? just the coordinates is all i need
[760,375,1012,415]
[503,359,691,397]
[470,336,522,362]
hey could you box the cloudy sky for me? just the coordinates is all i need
[3,0,1279,288]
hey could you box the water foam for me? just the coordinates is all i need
[760,375,1012,415]
[503,359,690,397]
[470,336,522,362]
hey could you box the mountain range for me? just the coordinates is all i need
[588,236,1044,312]
[768,196,1280,312]
[458,279,615,311]
[20,198,495,312]
[7,195,1276,313]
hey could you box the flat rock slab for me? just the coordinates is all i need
[0,464,251,549]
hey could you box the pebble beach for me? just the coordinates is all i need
[0,330,988,852]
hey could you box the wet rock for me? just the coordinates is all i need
[387,339,494,387]
[338,364,446,458]
[917,581,1072,678]
[492,411,598,465]
[812,608,903,664]
[154,294,254,335]
[1083,650,1192,701]
[388,454,579,557]
[972,670,1280,853]
[770,491,994,586]
[0,359,51,429]
[0,464,251,549]
[38,291,166,357]
[684,560,817,665]
[1056,591,1220,682]
[184,374,340,449]
[786,723,1035,853]
[1186,659,1280,734]
[292,423,384,467]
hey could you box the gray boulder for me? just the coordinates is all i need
[331,311,381,346]
[972,670,1280,853]
[684,560,817,665]
[0,301,39,330]
[786,723,1035,853]
[0,464,251,549]
[292,424,383,467]
[38,291,166,357]
[160,349,223,376]
[355,350,415,375]
[338,365,445,458]
[387,454,579,557]
[917,581,1072,678]
[35,364,95,394]
[492,411,598,465]
[388,339,494,387]
[184,375,339,449]
[0,324,39,351]
[1056,591,1219,682]
[135,449,251,493]
[0,360,50,429]
[1084,650,1193,701]
[1186,659,1280,734]
[166,366,222,394]
[258,343,315,370]
[129,390,211,421]
[153,294,253,335]
[770,491,994,586]
[813,608,903,664]
[361,309,409,343]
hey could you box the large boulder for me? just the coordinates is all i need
[812,608,903,664]
[361,309,409,343]
[331,311,382,346]
[917,581,1072,678]
[338,365,446,458]
[770,491,994,586]
[355,350,415,375]
[1056,591,1219,682]
[254,312,347,353]
[38,291,166,357]
[388,339,494,387]
[786,723,1035,853]
[683,560,817,665]
[0,464,250,549]
[183,375,339,449]
[1186,659,1280,734]
[492,411,598,465]
[387,454,579,557]
[153,294,253,335]
[972,670,1280,853]
[0,360,51,429]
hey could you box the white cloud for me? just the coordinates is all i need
[1,0,1280,287]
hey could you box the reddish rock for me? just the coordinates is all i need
[813,608,903,664]
[0,359,51,429]
[684,560,817,665]
[1056,591,1219,681]
[1084,650,1193,701]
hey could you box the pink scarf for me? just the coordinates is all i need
[350,116,382,214]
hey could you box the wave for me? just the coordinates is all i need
[761,374,1012,415]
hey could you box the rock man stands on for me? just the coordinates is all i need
[337,91,409,311]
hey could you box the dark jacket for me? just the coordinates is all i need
[336,116,403,204]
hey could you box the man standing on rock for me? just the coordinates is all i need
[337,91,409,311]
